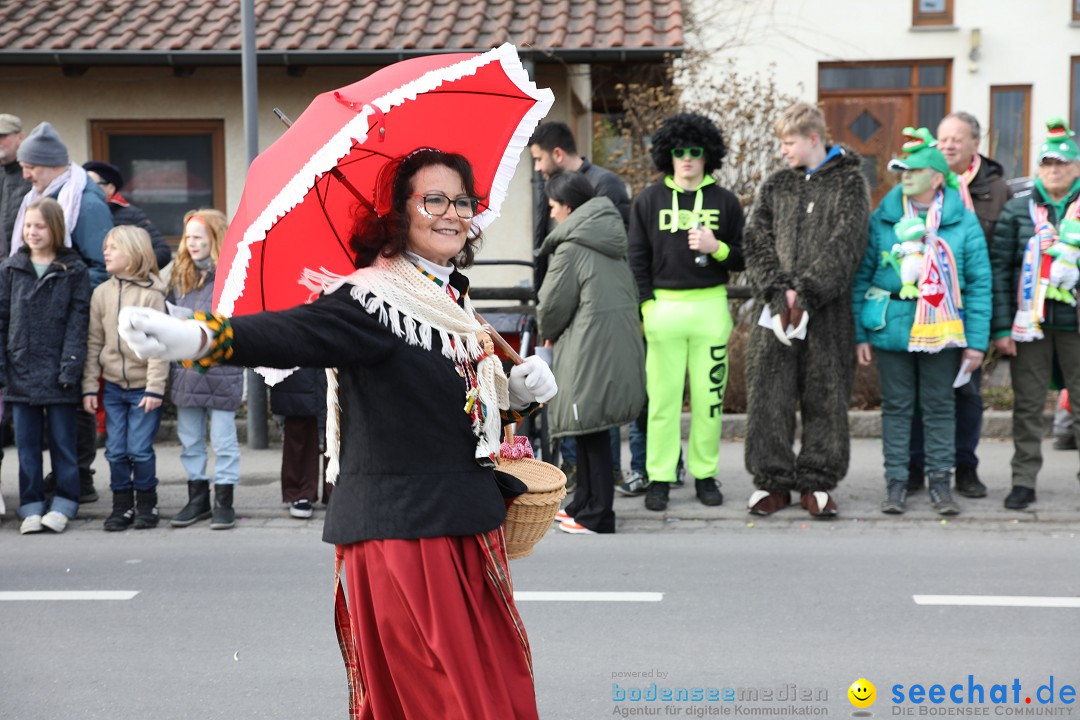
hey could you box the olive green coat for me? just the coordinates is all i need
[536,196,646,438]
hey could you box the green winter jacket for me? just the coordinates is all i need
[989,178,1080,337]
[536,196,646,439]
[853,184,992,352]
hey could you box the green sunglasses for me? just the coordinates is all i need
[671,147,704,159]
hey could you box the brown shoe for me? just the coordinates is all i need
[747,490,791,516]
[800,490,838,518]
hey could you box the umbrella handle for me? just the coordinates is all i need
[473,311,524,365]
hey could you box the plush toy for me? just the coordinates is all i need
[1045,218,1080,306]
[900,126,936,153]
[887,217,927,299]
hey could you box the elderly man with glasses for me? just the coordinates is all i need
[628,112,745,512]
[990,117,1080,510]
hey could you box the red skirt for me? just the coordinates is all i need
[335,528,538,719]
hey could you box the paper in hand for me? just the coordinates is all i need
[952,358,973,388]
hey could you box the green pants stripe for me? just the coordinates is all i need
[643,287,732,482]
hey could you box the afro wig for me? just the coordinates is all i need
[650,112,727,176]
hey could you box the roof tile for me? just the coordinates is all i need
[1,0,680,56]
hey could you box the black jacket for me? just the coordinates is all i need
[628,178,745,303]
[967,155,1012,245]
[229,274,524,545]
[109,195,172,270]
[270,367,327,420]
[0,247,90,404]
[1,161,31,255]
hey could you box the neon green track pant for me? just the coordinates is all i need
[642,287,733,482]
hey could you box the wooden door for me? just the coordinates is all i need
[822,96,912,207]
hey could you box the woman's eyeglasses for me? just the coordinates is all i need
[410,193,480,219]
[671,147,704,160]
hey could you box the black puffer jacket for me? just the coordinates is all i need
[0,247,90,404]
[270,367,327,419]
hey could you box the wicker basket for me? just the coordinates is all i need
[499,438,566,560]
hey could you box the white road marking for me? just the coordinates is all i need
[914,594,1080,608]
[0,591,139,601]
[514,591,663,602]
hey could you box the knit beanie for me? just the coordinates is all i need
[83,160,124,189]
[16,121,69,166]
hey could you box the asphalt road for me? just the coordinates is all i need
[3,523,1078,719]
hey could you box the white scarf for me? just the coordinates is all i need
[10,163,88,254]
[302,254,509,484]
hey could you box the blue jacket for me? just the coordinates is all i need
[853,185,991,353]
[0,247,90,404]
[49,182,112,288]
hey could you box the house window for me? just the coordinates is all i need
[912,0,954,26]
[989,86,1031,180]
[89,120,226,241]
[819,61,951,130]
[1072,57,1080,132]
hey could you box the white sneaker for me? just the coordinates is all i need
[41,511,69,533]
[289,500,314,519]
[20,515,43,534]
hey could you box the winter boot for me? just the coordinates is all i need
[880,479,907,514]
[103,490,135,532]
[210,484,236,530]
[906,460,924,493]
[133,489,160,529]
[927,471,960,515]
[954,462,987,498]
[79,468,98,504]
[171,480,212,527]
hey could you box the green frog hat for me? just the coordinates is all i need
[887,126,958,189]
[1038,117,1079,163]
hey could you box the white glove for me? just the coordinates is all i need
[508,354,557,408]
[118,306,210,362]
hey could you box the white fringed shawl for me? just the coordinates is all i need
[305,254,509,484]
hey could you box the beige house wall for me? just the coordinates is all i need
[694,0,1079,170]
[0,61,580,292]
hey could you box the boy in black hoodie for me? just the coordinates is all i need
[628,113,744,512]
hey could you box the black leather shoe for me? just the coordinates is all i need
[954,463,987,498]
[1004,486,1036,510]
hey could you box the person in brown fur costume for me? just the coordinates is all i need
[742,102,870,518]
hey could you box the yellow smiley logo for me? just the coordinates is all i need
[848,678,876,709]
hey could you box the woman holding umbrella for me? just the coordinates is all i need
[115,149,556,719]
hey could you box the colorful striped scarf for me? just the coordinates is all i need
[956,155,979,212]
[907,192,967,352]
[1012,197,1080,341]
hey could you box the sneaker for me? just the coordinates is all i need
[747,490,791,516]
[289,500,314,519]
[907,460,925,493]
[615,470,650,497]
[928,480,960,516]
[1053,435,1077,451]
[20,514,43,534]
[41,511,69,533]
[554,509,572,524]
[1004,486,1036,510]
[800,490,838,518]
[954,463,987,498]
[880,480,907,514]
[694,478,723,506]
[644,482,669,512]
[558,519,597,535]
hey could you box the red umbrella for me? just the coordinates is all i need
[214,43,553,318]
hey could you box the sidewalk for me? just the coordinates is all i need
[2,418,1078,531]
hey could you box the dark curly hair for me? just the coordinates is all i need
[650,112,727,176]
[350,148,484,269]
